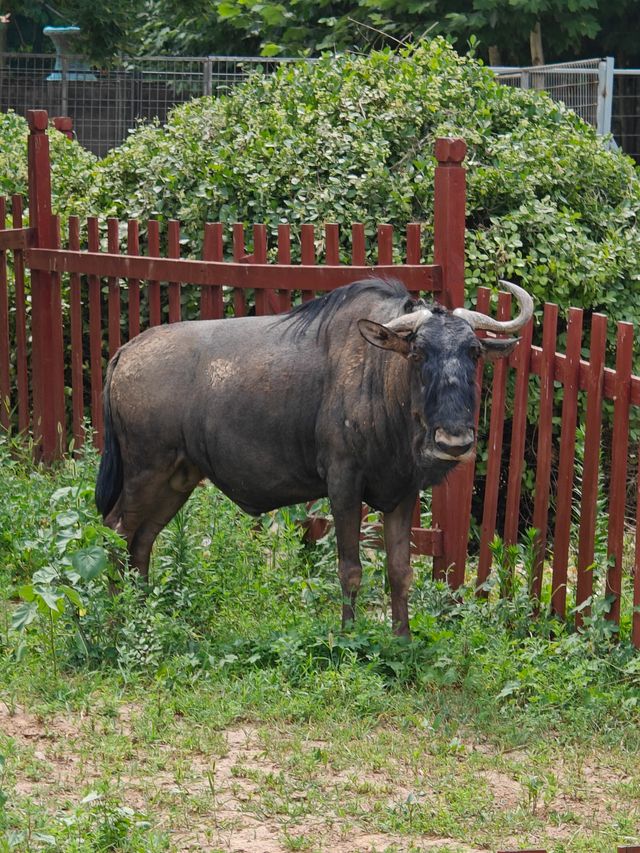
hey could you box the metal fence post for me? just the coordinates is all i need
[596,56,615,136]
[203,58,213,96]
[431,137,471,586]
[27,110,66,462]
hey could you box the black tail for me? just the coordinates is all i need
[95,354,123,519]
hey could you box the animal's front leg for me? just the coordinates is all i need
[329,477,364,629]
[384,492,417,639]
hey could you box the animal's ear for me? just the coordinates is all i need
[480,337,520,362]
[357,319,412,357]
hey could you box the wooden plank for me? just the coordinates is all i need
[253,224,271,315]
[27,110,66,461]
[26,248,441,293]
[377,224,393,265]
[576,314,607,627]
[325,223,340,265]
[550,307,583,617]
[127,220,141,338]
[277,224,292,312]
[107,218,121,358]
[449,286,490,590]
[503,317,534,546]
[634,443,640,649]
[531,303,558,601]
[0,197,10,429]
[87,217,103,448]
[12,197,29,433]
[351,223,366,266]
[201,223,223,319]
[433,137,466,310]
[0,227,34,250]
[68,216,84,450]
[232,223,247,317]
[477,292,511,588]
[606,322,633,625]
[147,220,161,327]
[167,219,181,323]
[405,223,422,298]
[301,223,315,302]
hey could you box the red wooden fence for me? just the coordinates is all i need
[1,110,640,647]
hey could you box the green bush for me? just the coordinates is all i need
[91,38,640,327]
[0,110,97,219]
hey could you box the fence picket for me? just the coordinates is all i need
[576,314,607,626]
[377,224,393,266]
[68,216,84,449]
[531,303,559,600]
[232,223,247,317]
[87,217,103,447]
[253,224,270,315]
[503,317,534,547]
[351,223,366,266]
[11,196,29,433]
[147,220,161,327]
[606,322,634,624]
[477,292,511,588]
[167,220,181,323]
[0,197,10,429]
[301,223,315,302]
[201,223,223,320]
[277,224,292,313]
[551,307,583,617]
[127,220,141,338]
[107,218,121,357]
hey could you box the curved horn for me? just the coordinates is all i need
[452,280,533,334]
[383,308,432,335]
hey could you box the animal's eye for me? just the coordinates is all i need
[469,343,482,361]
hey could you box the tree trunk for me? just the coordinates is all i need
[529,21,544,66]
[488,45,502,67]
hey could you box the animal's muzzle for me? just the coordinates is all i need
[434,427,475,459]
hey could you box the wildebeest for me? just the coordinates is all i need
[96,278,532,637]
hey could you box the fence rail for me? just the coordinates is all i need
[1,112,640,647]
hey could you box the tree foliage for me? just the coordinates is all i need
[133,0,639,67]
[2,0,639,66]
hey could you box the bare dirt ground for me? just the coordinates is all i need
[1,699,636,852]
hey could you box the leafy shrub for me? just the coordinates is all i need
[91,38,640,329]
[0,110,96,219]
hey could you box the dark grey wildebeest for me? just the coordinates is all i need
[96,278,532,637]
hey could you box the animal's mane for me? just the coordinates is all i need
[282,278,416,341]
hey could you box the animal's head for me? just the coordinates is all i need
[358,281,533,463]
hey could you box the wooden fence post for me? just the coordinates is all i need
[52,116,74,140]
[431,137,470,585]
[27,110,66,462]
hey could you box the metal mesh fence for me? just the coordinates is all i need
[612,71,640,162]
[493,58,604,129]
[0,53,309,156]
[1,52,639,162]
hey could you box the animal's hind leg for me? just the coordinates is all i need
[105,457,201,580]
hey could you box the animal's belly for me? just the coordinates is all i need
[198,442,326,515]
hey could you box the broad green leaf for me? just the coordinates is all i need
[32,566,58,585]
[33,585,65,613]
[56,510,80,528]
[60,584,83,608]
[11,601,38,631]
[72,546,108,581]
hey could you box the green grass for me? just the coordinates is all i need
[0,433,639,852]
